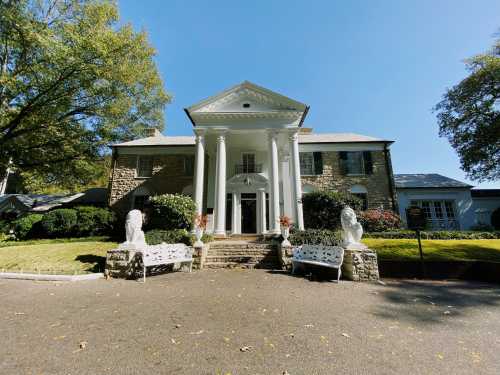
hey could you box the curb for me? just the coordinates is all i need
[0,272,104,282]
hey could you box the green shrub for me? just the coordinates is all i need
[41,209,78,238]
[302,191,362,230]
[289,229,342,246]
[13,214,43,239]
[148,194,196,230]
[74,206,115,236]
[364,230,500,240]
[145,229,193,245]
[492,207,500,230]
[357,209,401,232]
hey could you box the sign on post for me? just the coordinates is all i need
[405,206,426,278]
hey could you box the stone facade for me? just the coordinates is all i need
[301,150,396,210]
[342,249,380,281]
[108,153,195,218]
[278,244,380,282]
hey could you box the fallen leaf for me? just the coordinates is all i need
[240,346,252,352]
[443,311,451,315]
[79,341,87,349]
[189,330,204,335]
[342,333,350,338]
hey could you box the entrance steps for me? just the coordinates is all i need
[204,241,279,269]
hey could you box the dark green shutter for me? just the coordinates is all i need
[363,151,373,174]
[339,151,348,175]
[313,152,323,175]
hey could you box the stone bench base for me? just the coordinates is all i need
[278,244,379,281]
[105,246,205,279]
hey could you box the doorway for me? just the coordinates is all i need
[241,193,257,233]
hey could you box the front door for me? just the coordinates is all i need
[241,193,257,233]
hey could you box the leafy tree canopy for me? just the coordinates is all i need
[435,36,500,182]
[0,0,170,189]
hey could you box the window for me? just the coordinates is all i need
[339,151,373,175]
[409,200,458,229]
[136,156,153,178]
[350,185,368,210]
[300,152,314,175]
[184,155,195,176]
[299,152,323,176]
[242,153,256,173]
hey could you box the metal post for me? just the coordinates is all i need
[416,230,425,278]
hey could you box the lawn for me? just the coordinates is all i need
[0,239,117,274]
[364,238,500,262]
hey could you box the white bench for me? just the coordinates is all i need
[138,243,193,282]
[292,245,344,282]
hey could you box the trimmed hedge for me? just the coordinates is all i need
[302,191,362,230]
[364,230,500,240]
[289,229,342,246]
[40,209,78,238]
[74,206,115,236]
[13,214,43,239]
[145,229,192,245]
[145,229,214,246]
[148,194,196,230]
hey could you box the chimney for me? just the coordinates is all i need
[145,128,161,138]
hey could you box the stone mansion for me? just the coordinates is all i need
[108,81,397,236]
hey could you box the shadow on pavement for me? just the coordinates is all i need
[371,279,500,324]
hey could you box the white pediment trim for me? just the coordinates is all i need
[187,81,307,114]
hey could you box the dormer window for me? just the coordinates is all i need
[242,103,251,108]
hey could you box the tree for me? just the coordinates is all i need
[0,0,170,189]
[435,36,500,182]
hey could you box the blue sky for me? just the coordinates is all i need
[119,0,500,188]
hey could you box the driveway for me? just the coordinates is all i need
[1,270,499,374]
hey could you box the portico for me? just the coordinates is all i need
[185,81,309,237]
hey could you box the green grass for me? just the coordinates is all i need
[363,238,500,262]
[0,236,112,248]
[0,240,118,274]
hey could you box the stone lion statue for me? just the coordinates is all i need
[124,209,146,247]
[341,206,365,249]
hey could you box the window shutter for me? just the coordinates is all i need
[363,151,373,174]
[339,151,348,175]
[313,152,323,175]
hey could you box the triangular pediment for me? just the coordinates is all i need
[187,81,307,114]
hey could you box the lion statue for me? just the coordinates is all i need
[340,206,365,249]
[123,209,146,247]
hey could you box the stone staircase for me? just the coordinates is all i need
[204,240,280,269]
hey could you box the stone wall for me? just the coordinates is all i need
[105,246,202,279]
[342,249,380,281]
[301,150,396,210]
[108,153,194,218]
[278,244,380,282]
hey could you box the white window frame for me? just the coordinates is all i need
[136,156,153,178]
[344,151,365,176]
[299,152,315,176]
[241,152,256,173]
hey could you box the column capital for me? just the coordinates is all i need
[288,129,299,142]
[266,129,280,139]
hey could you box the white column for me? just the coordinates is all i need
[289,131,304,230]
[214,131,227,236]
[280,152,293,219]
[193,130,205,215]
[231,192,240,235]
[257,188,267,234]
[268,130,281,234]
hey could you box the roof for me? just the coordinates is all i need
[114,135,196,147]
[0,189,108,212]
[471,189,500,198]
[298,133,392,144]
[394,174,472,189]
[113,132,391,147]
